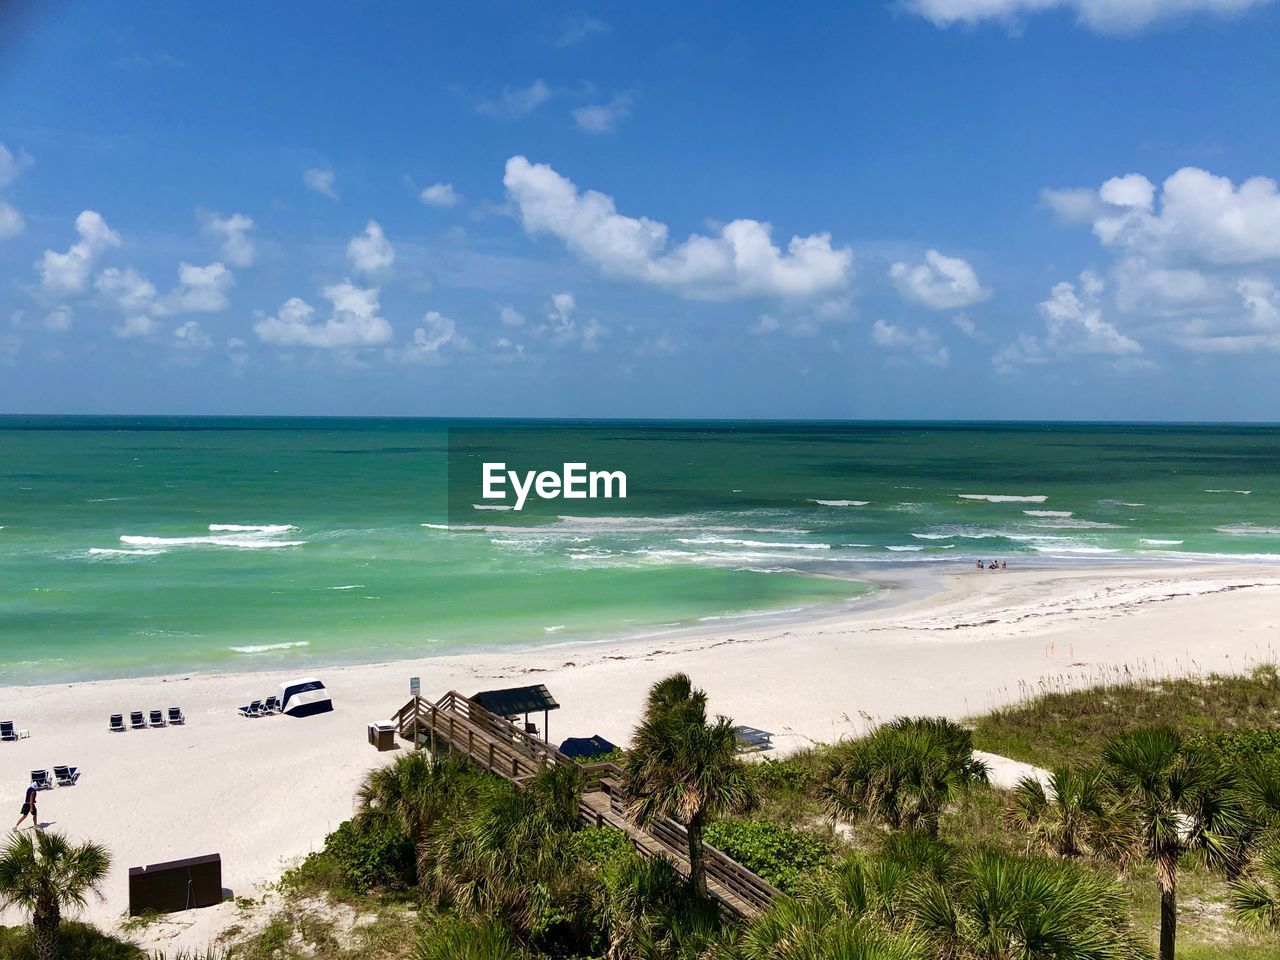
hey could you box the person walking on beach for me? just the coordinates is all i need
[13,780,38,831]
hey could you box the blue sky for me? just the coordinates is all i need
[2,0,1280,419]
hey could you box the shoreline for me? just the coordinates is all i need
[3,560,1280,949]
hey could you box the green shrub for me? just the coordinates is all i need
[568,826,634,869]
[749,756,816,795]
[1190,728,1280,768]
[282,817,415,896]
[703,819,832,893]
[0,921,144,959]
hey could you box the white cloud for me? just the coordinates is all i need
[254,281,392,349]
[889,250,990,310]
[0,201,22,239]
[173,319,214,351]
[951,313,978,338]
[200,212,255,267]
[113,315,156,339]
[303,168,338,199]
[1045,167,1280,266]
[95,267,158,314]
[500,305,526,326]
[994,271,1142,371]
[0,143,33,188]
[504,155,852,301]
[553,15,609,46]
[44,307,72,332]
[420,182,461,208]
[165,262,233,313]
[37,210,122,294]
[394,310,473,364]
[907,0,1272,33]
[573,97,631,134]
[477,80,551,119]
[346,220,396,274]
[871,319,950,367]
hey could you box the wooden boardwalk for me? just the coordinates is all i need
[392,692,779,920]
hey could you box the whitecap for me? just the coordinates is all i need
[1215,525,1280,536]
[230,640,311,654]
[328,584,364,590]
[1206,489,1252,495]
[1024,510,1072,518]
[544,625,566,633]
[119,534,305,550]
[421,522,486,531]
[473,503,514,511]
[208,523,298,534]
[886,545,924,552]
[1031,545,1121,554]
[675,537,829,550]
[1140,539,1184,546]
[959,494,1048,503]
[807,499,870,507]
[87,546,164,557]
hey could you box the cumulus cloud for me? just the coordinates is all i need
[254,282,392,349]
[44,307,72,332]
[346,220,396,274]
[504,156,852,301]
[420,182,461,208]
[477,80,551,119]
[1045,167,1280,266]
[303,168,338,199]
[393,310,473,364]
[906,0,1271,33]
[1044,166,1280,354]
[0,143,33,240]
[113,315,156,339]
[173,319,214,351]
[37,211,122,294]
[871,319,950,367]
[95,267,158,314]
[166,262,233,313]
[994,271,1142,372]
[500,305,526,326]
[889,250,990,310]
[96,261,232,334]
[200,212,255,267]
[573,96,631,134]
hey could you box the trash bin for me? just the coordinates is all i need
[368,721,396,750]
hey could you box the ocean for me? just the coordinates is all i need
[2,417,1279,685]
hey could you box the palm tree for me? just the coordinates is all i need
[821,717,989,838]
[603,854,724,960]
[1005,766,1136,861]
[1103,727,1244,960]
[355,751,486,884]
[906,850,1146,960]
[413,915,529,960]
[624,674,756,897]
[1230,841,1280,931]
[0,831,111,960]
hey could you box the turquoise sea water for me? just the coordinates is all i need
[2,418,1279,685]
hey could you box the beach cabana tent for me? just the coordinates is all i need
[472,683,559,741]
[559,734,617,760]
[278,677,333,717]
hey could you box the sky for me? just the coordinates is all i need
[2,0,1280,420]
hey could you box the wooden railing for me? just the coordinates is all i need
[391,692,781,918]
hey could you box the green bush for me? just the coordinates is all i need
[568,826,634,869]
[282,817,415,895]
[703,819,832,893]
[1190,729,1280,768]
[749,756,816,794]
[0,921,144,959]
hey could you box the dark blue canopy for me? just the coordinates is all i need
[559,734,618,759]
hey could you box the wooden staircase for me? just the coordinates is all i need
[392,692,780,919]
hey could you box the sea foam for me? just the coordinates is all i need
[958,494,1049,503]
[807,499,870,507]
[230,641,311,654]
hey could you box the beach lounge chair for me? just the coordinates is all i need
[30,770,52,791]
[53,765,79,786]
[1,721,29,741]
[109,714,126,733]
[262,696,280,714]
[130,711,146,730]
[239,700,262,718]
[733,725,775,753]
[167,707,185,725]
[149,709,166,728]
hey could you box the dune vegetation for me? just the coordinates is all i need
[3,668,1280,959]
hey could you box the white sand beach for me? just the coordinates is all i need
[3,562,1279,950]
